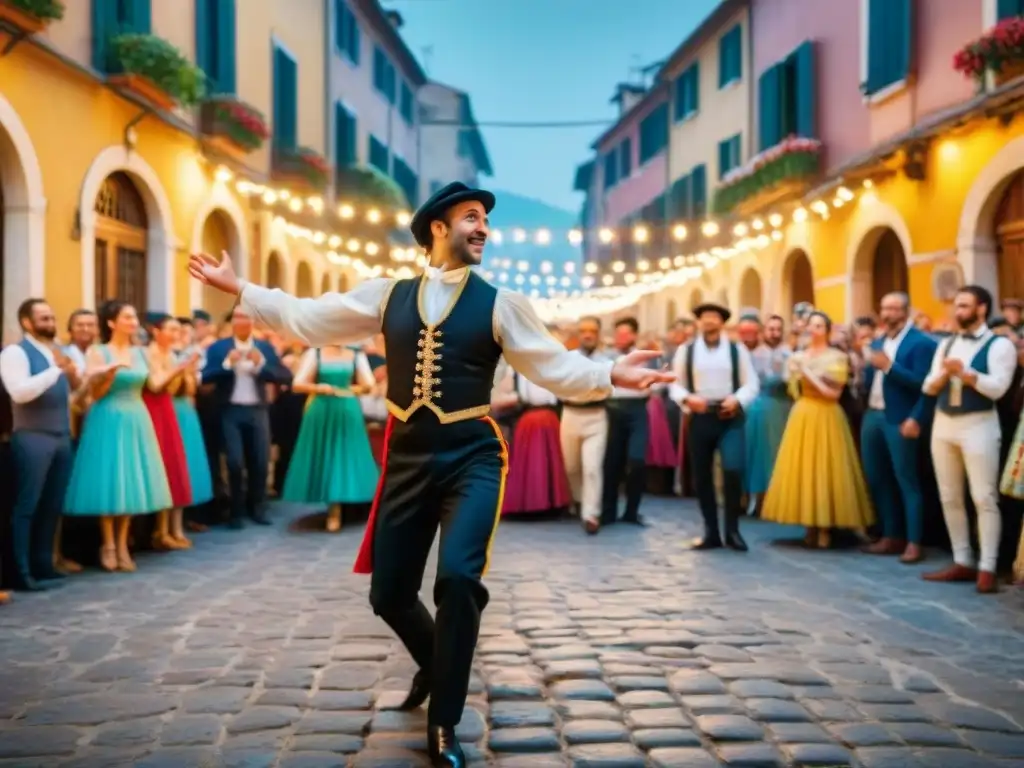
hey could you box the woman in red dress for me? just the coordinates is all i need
[144,315,196,549]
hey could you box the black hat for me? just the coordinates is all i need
[693,302,731,322]
[192,309,212,322]
[410,182,496,248]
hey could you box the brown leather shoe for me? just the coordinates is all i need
[976,571,998,594]
[922,563,977,582]
[0,591,10,605]
[863,537,905,555]
[899,543,924,564]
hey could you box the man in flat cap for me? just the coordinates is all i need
[189,181,671,767]
[669,302,760,552]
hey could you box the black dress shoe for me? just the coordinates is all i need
[427,724,465,767]
[398,669,430,710]
[249,514,272,526]
[228,518,245,530]
[33,568,66,581]
[13,576,49,592]
[725,531,748,552]
[621,515,646,527]
[690,537,723,551]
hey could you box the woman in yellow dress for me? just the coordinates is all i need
[761,311,875,549]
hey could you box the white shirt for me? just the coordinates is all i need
[922,325,1017,402]
[0,336,64,405]
[515,370,558,407]
[669,336,760,410]
[223,336,265,406]
[239,265,613,403]
[868,321,912,411]
[63,344,91,377]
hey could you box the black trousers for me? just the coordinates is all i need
[601,398,649,523]
[369,412,507,727]
[11,431,72,580]
[688,410,746,541]
[221,405,271,522]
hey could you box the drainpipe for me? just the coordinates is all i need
[324,0,334,198]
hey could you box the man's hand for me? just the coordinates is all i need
[684,394,708,414]
[899,418,920,439]
[960,369,978,388]
[868,348,891,372]
[609,350,675,390]
[188,251,241,295]
[942,357,964,376]
[246,348,263,365]
[719,395,740,418]
[227,349,242,365]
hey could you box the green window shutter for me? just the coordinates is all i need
[719,25,741,87]
[216,0,237,95]
[865,0,912,94]
[691,164,707,217]
[349,9,360,63]
[690,62,701,112]
[997,0,1022,20]
[346,111,357,165]
[131,0,151,34]
[91,0,115,71]
[195,0,211,82]
[717,138,728,179]
[757,65,779,150]
[334,103,356,167]
[793,40,816,138]
[272,46,297,149]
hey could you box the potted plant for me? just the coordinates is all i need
[0,0,64,34]
[954,17,1024,86]
[713,136,822,214]
[336,165,409,210]
[107,33,205,110]
[272,146,330,190]
[200,96,270,157]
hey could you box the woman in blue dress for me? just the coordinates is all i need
[282,345,380,531]
[64,300,173,572]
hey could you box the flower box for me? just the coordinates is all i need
[0,0,64,34]
[108,33,205,109]
[200,98,270,158]
[954,17,1024,85]
[272,146,330,191]
[336,165,409,210]
[712,136,822,215]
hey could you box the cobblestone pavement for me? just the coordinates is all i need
[1,498,1023,768]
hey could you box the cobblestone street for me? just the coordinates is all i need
[1,498,1023,768]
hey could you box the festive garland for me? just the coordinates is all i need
[272,146,330,190]
[712,136,821,214]
[201,97,270,152]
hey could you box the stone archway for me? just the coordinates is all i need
[320,271,331,295]
[197,210,242,320]
[339,272,350,293]
[189,184,249,312]
[295,260,314,298]
[782,249,815,315]
[739,267,763,310]
[266,251,284,289]
[688,287,704,312]
[0,95,45,341]
[665,298,678,330]
[849,226,909,317]
[990,170,1024,303]
[79,146,175,313]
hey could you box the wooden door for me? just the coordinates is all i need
[996,171,1024,303]
[871,229,908,308]
[93,172,148,312]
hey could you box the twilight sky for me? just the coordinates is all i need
[387,0,720,213]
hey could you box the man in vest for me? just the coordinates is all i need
[0,299,81,591]
[921,285,1017,594]
[669,302,760,552]
[188,182,672,767]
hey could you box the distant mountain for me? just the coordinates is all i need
[483,190,582,296]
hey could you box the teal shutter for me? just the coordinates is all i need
[91,0,115,71]
[718,30,729,87]
[335,103,356,167]
[757,65,779,150]
[997,0,1023,20]
[131,0,151,33]
[349,8,360,63]
[216,0,237,94]
[272,46,297,150]
[793,41,816,138]
[717,139,728,179]
[865,0,912,94]
[195,0,210,84]
[691,165,707,217]
[690,62,701,112]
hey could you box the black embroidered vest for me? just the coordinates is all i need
[383,270,503,424]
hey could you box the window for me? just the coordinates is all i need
[334,0,360,64]
[718,24,742,87]
[399,82,414,124]
[334,102,357,168]
[668,174,690,220]
[639,103,668,164]
[758,40,816,150]
[368,135,389,172]
[195,0,236,95]
[93,172,148,314]
[862,0,912,96]
[673,63,699,121]
[691,164,707,218]
[603,151,618,190]
[718,134,742,179]
[999,0,1024,19]
[272,43,298,150]
[373,45,397,103]
[666,165,706,219]
[91,0,151,72]
[619,138,632,180]
[393,157,419,208]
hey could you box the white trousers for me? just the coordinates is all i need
[560,407,608,524]
[930,410,1003,573]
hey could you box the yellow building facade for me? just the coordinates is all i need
[0,0,342,341]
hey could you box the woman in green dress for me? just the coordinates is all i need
[282,345,380,531]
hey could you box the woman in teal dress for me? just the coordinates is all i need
[744,332,793,514]
[64,300,173,572]
[282,345,380,531]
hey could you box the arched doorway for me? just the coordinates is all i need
[199,210,239,320]
[849,226,909,316]
[320,272,331,295]
[688,288,704,312]
[266,251,284,289]
[93,172,148,312]
[739,267,763,310]
[339,272,349,293]
[993,170,1024,302]
[665,298,678,330]
[783,249,815,314]
[296,261,314,298]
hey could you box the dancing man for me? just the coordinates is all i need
[190,182,671,767]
